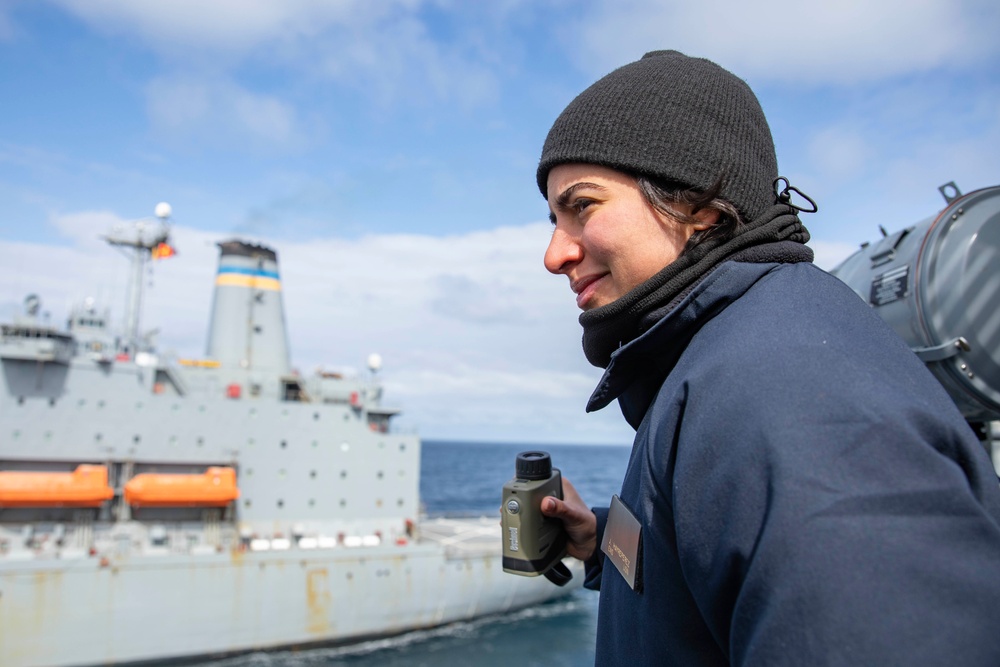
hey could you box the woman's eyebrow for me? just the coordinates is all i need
[554,182,606,209]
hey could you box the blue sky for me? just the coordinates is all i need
[1,0,998,444]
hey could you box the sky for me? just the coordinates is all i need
[1,0,998,445]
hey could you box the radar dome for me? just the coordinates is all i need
[154,202,172,219]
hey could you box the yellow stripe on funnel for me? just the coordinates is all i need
[215,274,282,291]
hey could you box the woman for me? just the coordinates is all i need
[537,50,1000,666]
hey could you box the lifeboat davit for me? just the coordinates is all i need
[0,464,114,508]
[124,467,239,507]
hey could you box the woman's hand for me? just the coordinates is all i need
[541,478,598,561]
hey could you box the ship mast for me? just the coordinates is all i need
[103,202,172,354]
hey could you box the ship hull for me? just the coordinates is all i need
[0,526,581,667]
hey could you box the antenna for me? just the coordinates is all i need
[104,203,173,354]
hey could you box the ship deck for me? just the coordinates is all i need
[417,515,501,558]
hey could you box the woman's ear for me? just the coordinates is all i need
[691,207,720,231]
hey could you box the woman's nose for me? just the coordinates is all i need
[544,227,583,274]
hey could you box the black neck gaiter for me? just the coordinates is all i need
[579,204,813,368]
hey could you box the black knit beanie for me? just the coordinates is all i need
[537,50,777,222]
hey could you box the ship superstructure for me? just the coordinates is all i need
[0,208,580,667]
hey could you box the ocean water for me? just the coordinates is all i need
[192,440,630,667]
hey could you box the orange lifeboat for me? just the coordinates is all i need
[0,464,114,508]
[124,467,239,507]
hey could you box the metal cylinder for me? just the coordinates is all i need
[830,185,1000,422]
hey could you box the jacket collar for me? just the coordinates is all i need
[586,260,781,428]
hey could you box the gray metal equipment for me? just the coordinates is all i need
[830,183,1000,425]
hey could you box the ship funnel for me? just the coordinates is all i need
[206,241,291,375]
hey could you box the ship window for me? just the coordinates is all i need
[244,499,252,508]
[49,398,56,407]
[280,440,287,449]
[310,470,317,479]
[397,499,404,507]
[277,500,284,508]
[311,440,318,448]
[376,471,383,479]
[309,499,315,507]
[339,499,346,507]
[399,443,406,452]
[340,470,347,479]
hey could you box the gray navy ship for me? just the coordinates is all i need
[0,205,581,667]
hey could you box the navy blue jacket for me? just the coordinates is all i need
[585,260,1000,666]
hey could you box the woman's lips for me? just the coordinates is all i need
[573,274,606,309]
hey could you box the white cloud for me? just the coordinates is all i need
[50,0,377,55]
[805,127,870,186]
[566,0,1000,84]
[50,0,499,111]
[145,76,306,150]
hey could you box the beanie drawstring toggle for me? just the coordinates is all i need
[773,177,818,214]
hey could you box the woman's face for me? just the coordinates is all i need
[544,163,716,311]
